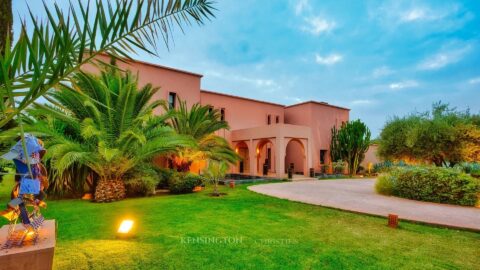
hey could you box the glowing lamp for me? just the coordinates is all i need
[117,220,134,237]
[235,147,239,154]
[256,148,260,155]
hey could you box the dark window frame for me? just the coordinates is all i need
[168,92,177,109]
[320,150,327,164]
[220,108,225,121]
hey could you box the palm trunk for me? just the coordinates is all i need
[94,179,126,202]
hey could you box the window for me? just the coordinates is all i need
[168,92,176,109]
[320,150,327,164]
[220,108,225,121]
[267,114,271,125]
[275,115,280,124]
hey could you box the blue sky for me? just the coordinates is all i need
[12,0,480,136]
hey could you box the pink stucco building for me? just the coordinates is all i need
[85,56,350,177]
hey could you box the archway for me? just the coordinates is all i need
[285,138,306,176]
[235,141,250,174]
[256,139,275,175]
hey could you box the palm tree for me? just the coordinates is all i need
[20,68,192,202]
[204,160,228,196]
[0,0,216,129]
[165,99,239,172]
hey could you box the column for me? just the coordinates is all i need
[249,139,257,176]
[275,137,285,178]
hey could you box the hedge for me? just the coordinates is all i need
[375,166,480,206]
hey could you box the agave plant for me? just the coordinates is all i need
[165,99,239,172]
[18,68,192,201]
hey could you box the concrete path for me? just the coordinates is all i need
[248,179,480,231]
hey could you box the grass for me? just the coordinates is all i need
[0,175,479,269]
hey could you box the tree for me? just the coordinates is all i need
[330,120,371,176]
[204,160,228,196]
[165,99,239,172]
[11,68,192,201]
[378,102,480,166]
[0,0,12,55]
[0,0,216,130]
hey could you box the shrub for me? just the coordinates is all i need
[375,174,396,195]
[332,160,346,174]
[124,175,158,197]
[376,166,480,206]
[168,172,203,194]
[155,168,174,189]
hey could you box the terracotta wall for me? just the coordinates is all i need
[200,90,285,142]
[285,102,349,172]
[83,54,202,114]
[361,144,381,169]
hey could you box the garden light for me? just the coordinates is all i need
[117,219,134,237]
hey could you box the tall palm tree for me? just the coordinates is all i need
[19,68,192,202]
[166,99,239,172]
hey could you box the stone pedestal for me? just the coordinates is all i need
[0,220,56,270]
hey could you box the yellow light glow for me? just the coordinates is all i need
[118,220,134,234]
[235,147,238,153]
[256,148,260,155]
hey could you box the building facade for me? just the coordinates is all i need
[85,56,350,178]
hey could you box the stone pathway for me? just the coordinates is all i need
[248,179,480,231]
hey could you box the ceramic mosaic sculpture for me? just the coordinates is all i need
[0,134,48,249]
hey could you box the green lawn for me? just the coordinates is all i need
[1,175,479,270]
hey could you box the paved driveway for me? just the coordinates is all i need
[248,179,480,231]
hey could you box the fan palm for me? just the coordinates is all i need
[18,68,192,201]
[165,99,239,172]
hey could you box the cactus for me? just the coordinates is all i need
[330,120,371,176]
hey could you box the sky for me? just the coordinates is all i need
[12,0,480,137]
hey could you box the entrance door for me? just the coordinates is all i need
[239,161,244,173]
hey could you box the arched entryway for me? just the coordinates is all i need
[256,139,275,175]
[235,141,250,174]
[285,138,306,176]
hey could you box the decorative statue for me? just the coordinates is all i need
[0,134,48,249]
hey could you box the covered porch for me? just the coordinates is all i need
[231,124,313,178]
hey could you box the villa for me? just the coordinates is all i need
[86,55,350,178]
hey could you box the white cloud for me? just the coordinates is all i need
[400,8,428,22]
[372,66,394,78]
[302,16,335,35]
[370,2,472,32]
[351,99,374,106]
[469,77,480,84]
[294,0,310,15]
[389,80,419,90]
[418,46,470,70]
[315,53,343,65]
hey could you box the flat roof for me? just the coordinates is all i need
[201,90,285,107]
[202,90,350,111]
[97,52,203,78]
[285,100,350,111]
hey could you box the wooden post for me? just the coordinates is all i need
[388,214,399,228]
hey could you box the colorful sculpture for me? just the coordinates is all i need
[0,134,48,249]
